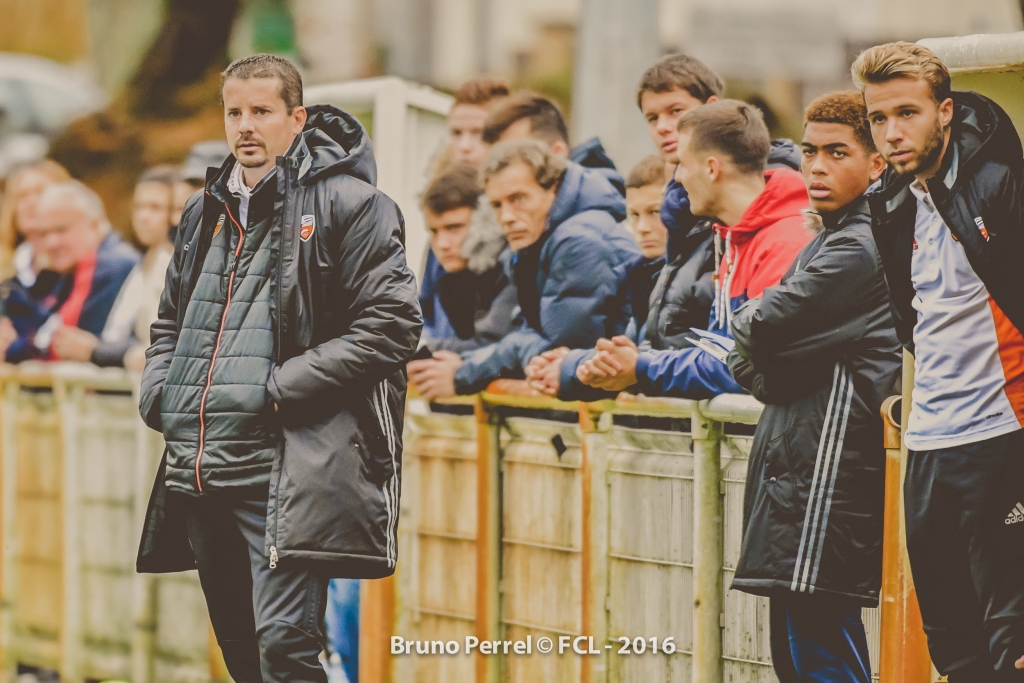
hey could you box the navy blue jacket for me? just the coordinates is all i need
[420,137,624,341]
[453,162,638,394]
[3,232,138,362]
[557,253,663,400]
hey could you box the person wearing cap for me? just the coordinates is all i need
[172,140,231,228]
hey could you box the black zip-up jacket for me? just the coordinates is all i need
[136,105,422,578]
[727,198,901,605]
[869,91,1024,352]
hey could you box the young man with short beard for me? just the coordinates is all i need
[726,91,899,683]
[855,42,1024,682]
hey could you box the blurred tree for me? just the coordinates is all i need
[128,0,240,117]
[50,0,241,237]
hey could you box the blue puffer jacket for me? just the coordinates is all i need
[557,253,664,401]
[453,162,638,394]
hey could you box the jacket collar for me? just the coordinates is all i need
[820,195,870,233]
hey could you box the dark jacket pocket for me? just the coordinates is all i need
[357,385,398,486]
[762,432,797,515]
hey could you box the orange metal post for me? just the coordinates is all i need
[878,394,932,683]
[358,576,395,683]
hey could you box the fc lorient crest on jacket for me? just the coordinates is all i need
[300,214,315,242]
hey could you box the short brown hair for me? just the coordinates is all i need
[222,54,304,113]
[453,77,511,108]
[677,99,770,175]
[482,139,566,191]
[636,53,724,109]
[422,165,481,215]
[626,154,667,189]
[482,92,569,146]
[804,91,876,153]
[851,41,951,103]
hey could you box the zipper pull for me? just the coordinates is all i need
[269,546,278,569]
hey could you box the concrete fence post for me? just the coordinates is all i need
[0,379,18,673]
[579,408,611,683]
[56,379,82,683]
[691,405,724,683]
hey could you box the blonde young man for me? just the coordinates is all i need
[856,42,1024,682]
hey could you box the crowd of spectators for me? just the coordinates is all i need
[406,44,1024,682]
[0,141,228,370]
[2,44,1022,681]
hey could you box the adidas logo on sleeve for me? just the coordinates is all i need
[1005,503,1024,525]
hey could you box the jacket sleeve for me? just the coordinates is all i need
[633,346,746,399]
[731,230,881,363]
[536,233,633,352]
[453,231,632,393]
[727,348,835,405]
[268,191,422,407]
[138,196,200,431]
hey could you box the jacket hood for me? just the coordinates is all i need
[298,105,377,186]
[768,138,802,171]
[569,137,626,195]
[462,195,508,274]
[570,137,617,173]
[723,168,808,236]
[548,161,628,231]
[950,90,1023,176]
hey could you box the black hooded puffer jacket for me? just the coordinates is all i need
[868,91,1024,351]
[137,105,422,579]
[727,198,901,605]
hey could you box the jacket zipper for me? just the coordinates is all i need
[195,203,246,492]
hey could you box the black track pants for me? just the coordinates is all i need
[905,429,1024,681]
[181,492,329,683]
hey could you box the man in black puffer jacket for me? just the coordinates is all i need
[727,92,900,683]
[136,55,421,683]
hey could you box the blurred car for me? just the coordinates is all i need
[0,52,108,178]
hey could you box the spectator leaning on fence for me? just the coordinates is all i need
[854,42,1024,681]
[724,91,900,683]
[421,78,511,348]
[418,164,517,354]
[0,180,139,363]
[636,54,805,355]
[90,165,177,370]
[527,154,668,398]
[407,139,637,399]
[135,54,420,683]
[575,100,811,398]
[482,91,625,195]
